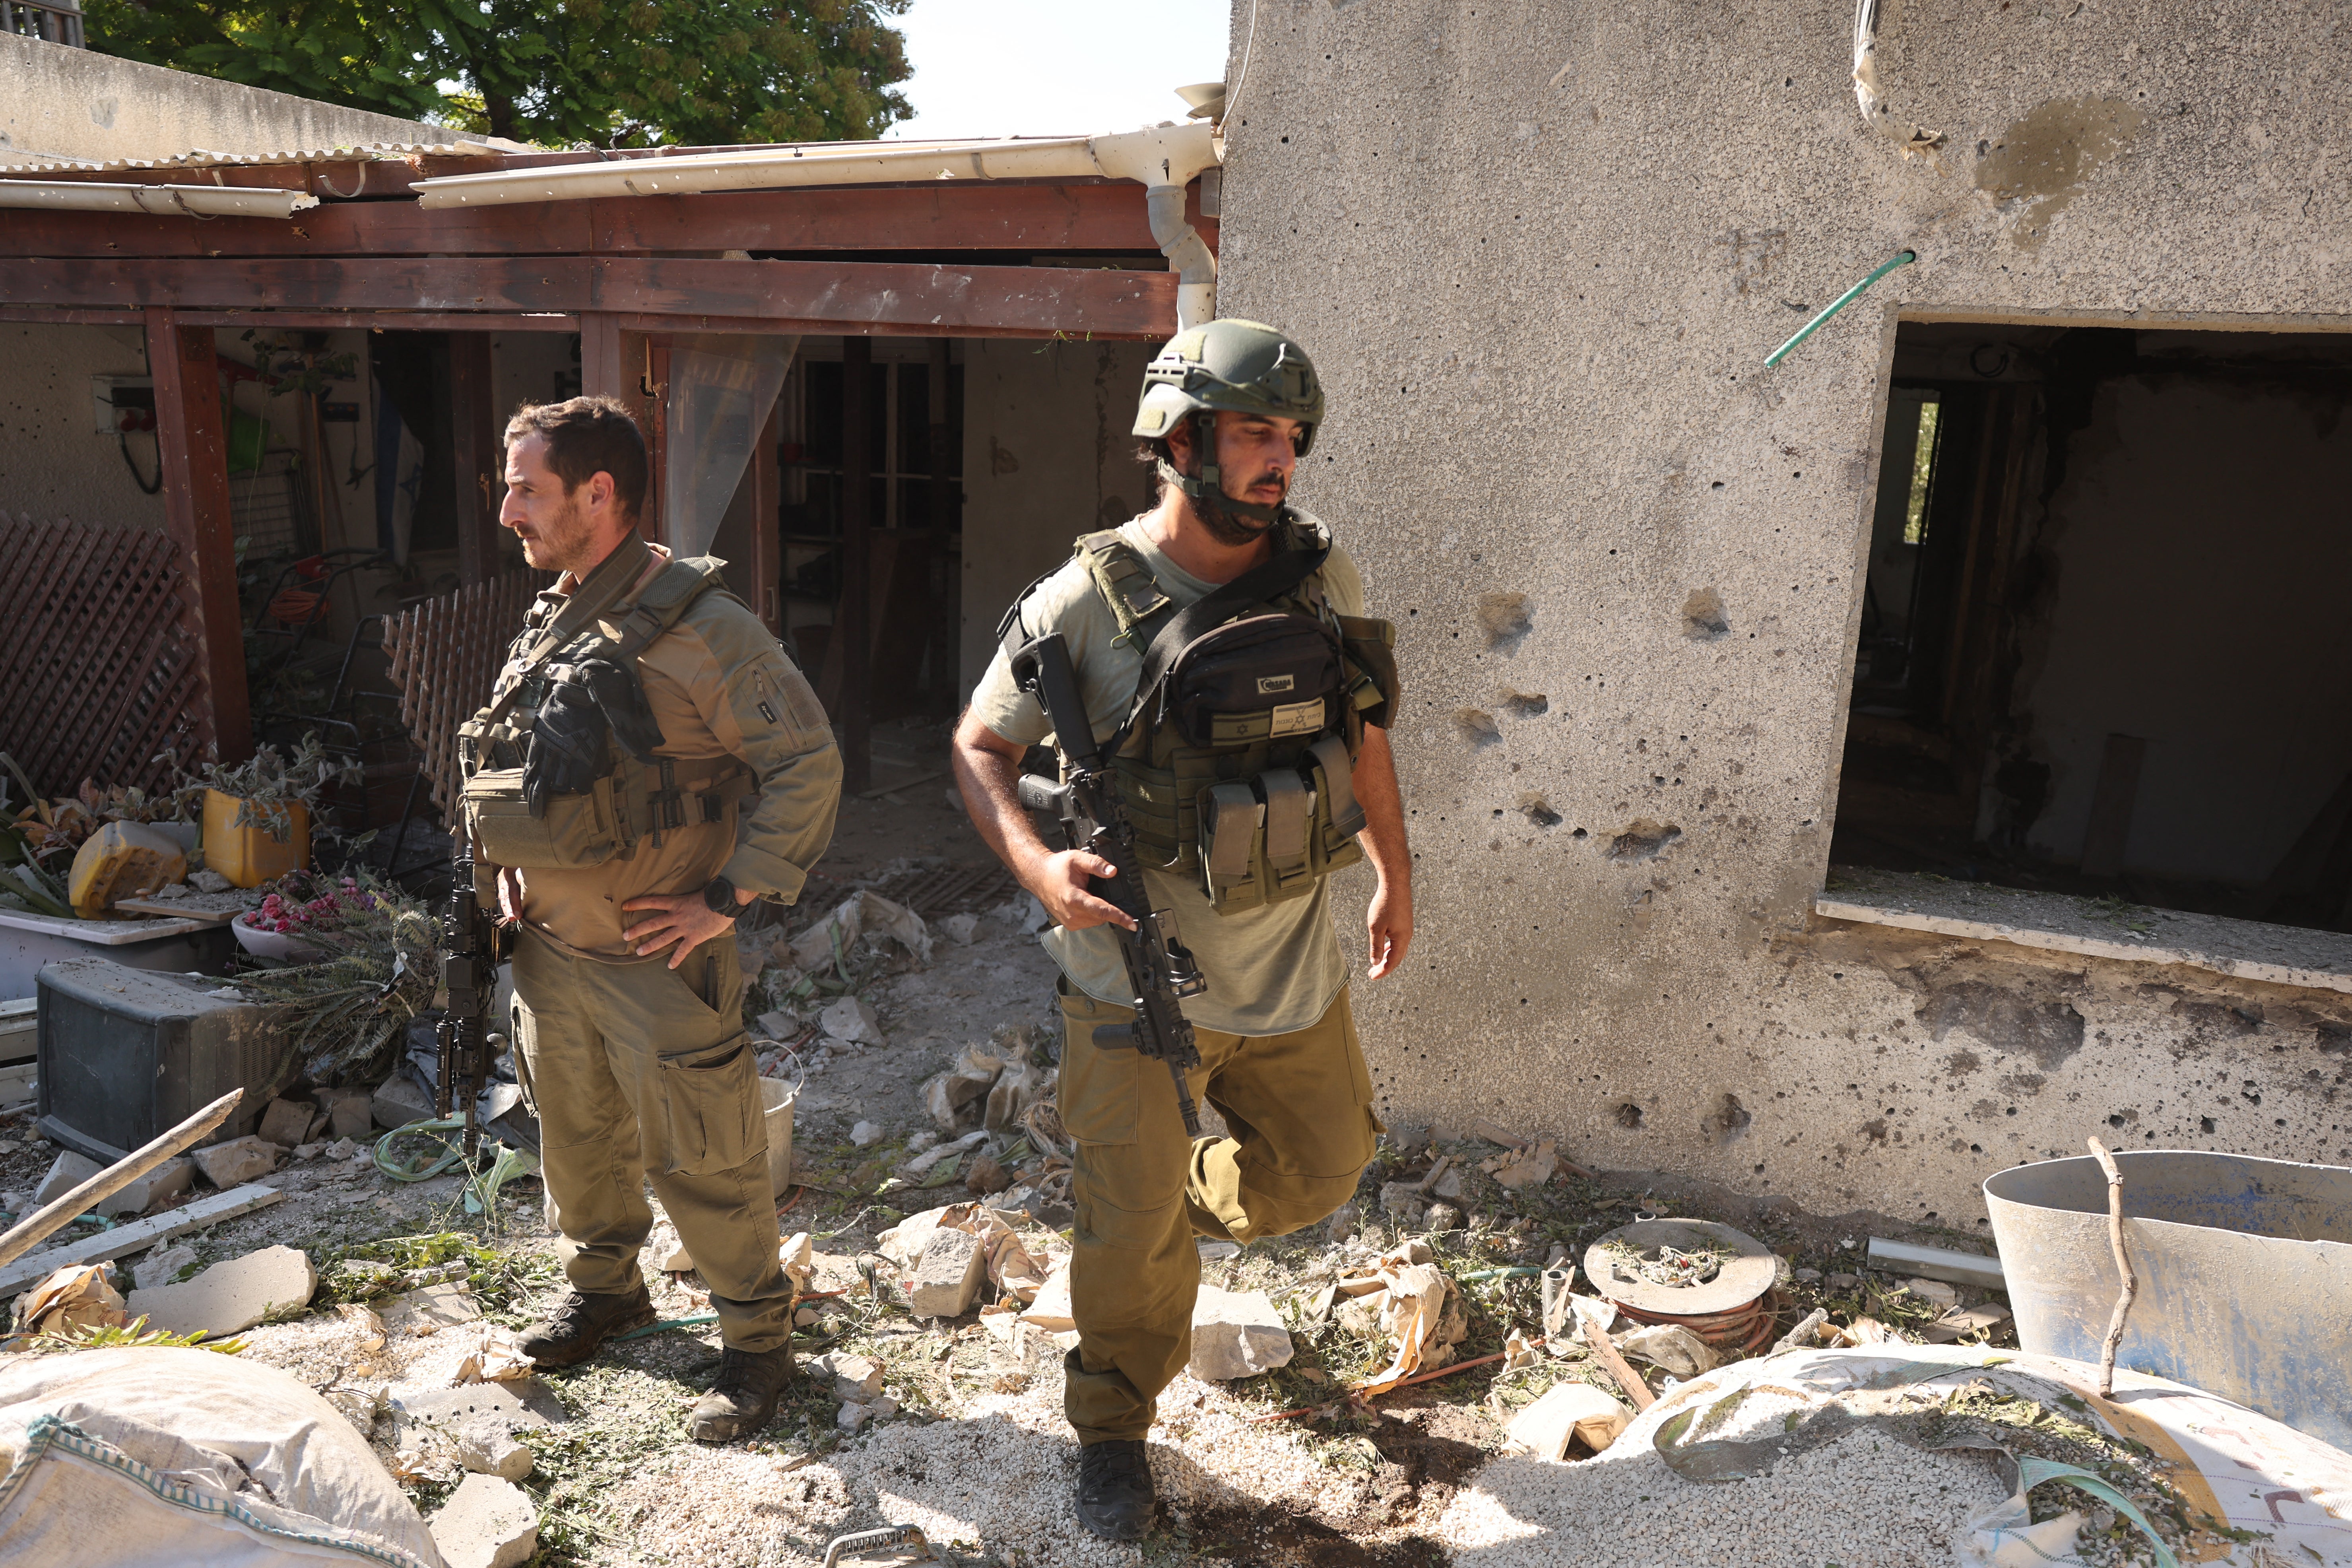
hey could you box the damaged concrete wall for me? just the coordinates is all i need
[0,31,443,163]
[2,323,171,527]
[1216,0,2352,1226]
[957,338,1155,694]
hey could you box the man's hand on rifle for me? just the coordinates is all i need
[1021,847,1137,933]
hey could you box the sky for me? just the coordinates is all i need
[883,0,1235,141]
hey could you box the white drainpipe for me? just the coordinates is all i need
[0,180,318,218]
[413,121,1223,326]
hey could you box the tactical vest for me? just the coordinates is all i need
[458,555,753,871]
[1013,522,1401,916]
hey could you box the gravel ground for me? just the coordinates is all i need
[1441,1428,2007,1567]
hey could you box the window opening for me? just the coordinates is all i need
[1833,321,2352,936]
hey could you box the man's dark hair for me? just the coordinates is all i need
[505,397,648,520]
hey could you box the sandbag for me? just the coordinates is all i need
[0,1346,445,1567]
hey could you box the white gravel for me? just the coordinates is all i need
[1440,1426,2007,1567]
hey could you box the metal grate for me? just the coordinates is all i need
[0,510,208,796]
[229,450,310,563]
[379,570,549,819]
[863,862,1020,918]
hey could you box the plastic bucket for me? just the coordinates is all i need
[761,1075,796,1197]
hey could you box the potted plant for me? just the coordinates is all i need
[177,735,354,889]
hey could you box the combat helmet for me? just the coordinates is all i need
[1133,318,1324,527]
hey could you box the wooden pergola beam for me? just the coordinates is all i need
[142,308,250,764]
[0,255,1175,339]
[0,182,1211,262]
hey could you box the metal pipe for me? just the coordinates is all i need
[1146,184,1217,329]
[1865,1235,2005,1290]
[413,122,1221,212]
[0,180,317,218]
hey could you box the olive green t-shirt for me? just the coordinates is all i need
[968,513,1366,1038]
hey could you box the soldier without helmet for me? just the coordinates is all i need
[953,320,1414,1540]
[458,397,840,1442]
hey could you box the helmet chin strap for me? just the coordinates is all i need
[1160,410,1286,537]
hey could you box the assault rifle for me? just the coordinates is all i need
[1009,633,1209,1139]
[435,831,500,1159]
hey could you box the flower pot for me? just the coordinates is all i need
[231,915,322,963]
[201,789,309,889]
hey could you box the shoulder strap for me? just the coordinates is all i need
[607,556,730,660]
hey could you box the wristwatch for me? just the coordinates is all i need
[701,875,740,916]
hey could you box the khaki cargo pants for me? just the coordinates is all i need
[510,927,792,1353]
[1058,983,1380,1444]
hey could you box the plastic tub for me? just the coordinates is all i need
[1985,1150,2352,1449]
[200,790,309,889]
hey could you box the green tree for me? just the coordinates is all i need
[84,0,912,147]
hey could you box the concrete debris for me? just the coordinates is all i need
[452,1419,534,1481]
[34,1149,193,1218]
[188,869,233,894]
[646,1222,695,1274]
[1426,1202,1464,1232]
[1378,1181,1427,1224]
[754,1010,795,1039]
[429,1473,538,1568]
[1432,1166,1466,1202]
[134,1243,198,1292]
[389,1380,555,1436]
[1018,1263,1075,1335]
[293,1142,324,1161]
[937,912,982,945]
[836,1401,874,1433]
[16,1263,128,1337]
[1614,1322,1721,1377]
[1793,1266,1824,1284]
[381,1281,482,1337]
[1901,1276,1962,1310]
[908,1226,986,1318]
[1186,1285,1293,1380]
[849,1120,885,1147]
[1828,1272,1861,1290]
[812,1351,886,1403]
[372,1072,435,1130]
[1326,1204,1360,1242]
[257,1096,320,1149]
[192,1135,281,1188]
[819,995,887,1048]
[902,1128,988,1179]
[1505,1380,1631,1459]
[921,1048,999,1131]
[316,1086,374,1141]
[126,1243,316,1337]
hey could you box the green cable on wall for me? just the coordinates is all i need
[1765,250,1917,367]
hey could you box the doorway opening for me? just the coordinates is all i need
[1834,320,2352,933]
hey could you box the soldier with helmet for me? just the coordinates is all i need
[951,320,1413,1540]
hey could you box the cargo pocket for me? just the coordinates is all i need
[463,768,625,869]
[657,1035,761,1177]
[1057,987,1140,1147]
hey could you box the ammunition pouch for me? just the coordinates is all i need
[461,754,750,871]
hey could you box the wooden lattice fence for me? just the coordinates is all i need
[0,511,210,798]
[380,570,547,820]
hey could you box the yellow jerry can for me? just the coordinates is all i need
[67,821,190,918]
[200,788,310,889]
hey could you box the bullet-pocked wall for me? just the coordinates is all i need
[1217,0,2352,1227]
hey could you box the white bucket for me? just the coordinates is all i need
[760,1075,796,1197]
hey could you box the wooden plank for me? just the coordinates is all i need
[0,182,1172,260]
[146,308,249,762]
[182,310,576,333]
[112,899,240,924]
[0,1185,284,1298]
[580,313,625,398]
[6,256,1177,339]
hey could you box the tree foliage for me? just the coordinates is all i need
[84,0,913,147]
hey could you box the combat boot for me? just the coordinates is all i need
[1074,1439,1155,1541]
[517,1284,656,1368]
[689,1344,794,1443]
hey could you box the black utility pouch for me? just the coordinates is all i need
[1162,612,1346,747]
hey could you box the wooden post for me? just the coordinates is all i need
[579,314,625,400]
[448,332,501,585]
[928,337,955,702]
[641,336,670,545]
[839,335,873,793]
[144,307,251,764]
[752,398,781,636]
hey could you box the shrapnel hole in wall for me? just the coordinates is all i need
[1831,320,2352,936]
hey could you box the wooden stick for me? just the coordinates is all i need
[0,1089,244,1270]
[2086,1135,2138,1399]
[1583,1320,1655,1411]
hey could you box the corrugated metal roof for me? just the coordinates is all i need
[0,140,499,177]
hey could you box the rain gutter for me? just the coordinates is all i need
[413,121,1224,327]
[0,180,319,218]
